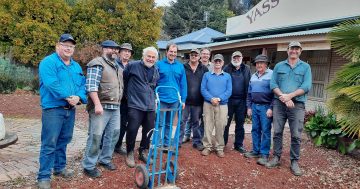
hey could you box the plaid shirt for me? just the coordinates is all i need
[86,65,119,110]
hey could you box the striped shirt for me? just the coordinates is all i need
[246,69,274,109]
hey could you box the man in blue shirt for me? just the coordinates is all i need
[244,55,274,166]
[201,54,232,158]
[37,34,87,189]
[266,41,312,176]
[157,43,187,147]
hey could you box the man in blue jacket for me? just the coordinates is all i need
[123,46,159,167]
[157,43,187,148]
[37,34,87,189]
[266,41,312,176]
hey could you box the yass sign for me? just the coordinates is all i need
[246,0,279,24]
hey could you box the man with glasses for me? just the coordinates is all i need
[266,41,312,176]
[223,51,251,154]
[201,54,232,157]
[82,40,123,178]
[37,34,87,189]
[180,49,208,150]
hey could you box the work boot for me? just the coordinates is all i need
[257,156,269,166]
[216,150,225,158]
[83,168,101,178]
[234,146,247,154]
[139,150,153,164]
[244,151,260,158]
[182,136,190,143]
[290,160,303,176]
[114,146,127,155]
[126,151,136,168]
[99,162,117,171]
[37,180,51,189]
[265,156,281,168]
[53,169,74,178]
[201,148,211,156]
[193,143,205,151]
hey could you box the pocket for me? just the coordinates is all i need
[74,72,85,87]
[277,69,288,81]
[99,83,115,100]
[294,70,304,83]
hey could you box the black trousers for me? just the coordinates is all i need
[115,103,128,150]
[126,107,155,153]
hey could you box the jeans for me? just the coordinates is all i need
[115,103,128,150]
[126,107,155,153]
[251,104,272,156]
[38,107,75,181]
[180,105,203,146]
[224,99,246,147]
[202,102,228,151]
[184,123,191,138]
[82,108,120,170]
[159,101,180,146]
[272,99,305,161]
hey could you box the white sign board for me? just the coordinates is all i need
[226,0,360,36]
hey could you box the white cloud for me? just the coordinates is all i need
[155,0,176,6]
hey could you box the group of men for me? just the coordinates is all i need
[37,34,311,189]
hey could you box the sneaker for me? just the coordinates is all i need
[201,148,211,156]
[83,168,101,178]
[126,151,136,168]
[265,156,281,168]
[234,146,247,154]
[290,160,303,176]
[99,162,117,171]
[193,144,205,151]
[244,151,260,158]
[182,136,190,143]
[37,180,51,189]
[257,156,269,166]
[216,150,225,158]
[114,146,127,155]
[53,169,74,178]
[139,150,153,164]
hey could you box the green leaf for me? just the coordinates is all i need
[347,140,357,152]
[315,136,323,146]
[311,131,318,138]
[338,141,347,155]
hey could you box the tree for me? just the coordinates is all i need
[228,0,262,16]
[327,18,360,138]
[0,0,72,66]
[162,0,234,38]
[70,0,163,62]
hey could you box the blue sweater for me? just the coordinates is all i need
[156,58,187,103]
[201,71,232,105]
[247,69,274,109]
[39,53,87,109]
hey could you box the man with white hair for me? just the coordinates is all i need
[223,51,251,153]
[123,47,160,167]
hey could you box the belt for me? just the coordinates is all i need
[253,103,270,106]
[62,105,74,110]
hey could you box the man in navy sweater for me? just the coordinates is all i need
[201,54,232,158]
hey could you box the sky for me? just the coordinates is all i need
[155,0,175,6]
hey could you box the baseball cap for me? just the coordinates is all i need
[59,34,76,44]
[119,43,134,54]
[288,41,302,49]
[213,54,224,61]
[190,49,200,54]
[232,51,242,58]
[101,40,120,48]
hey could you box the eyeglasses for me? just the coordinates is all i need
[60,43,75,49]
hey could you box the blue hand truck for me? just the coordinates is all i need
[134,86,182,189]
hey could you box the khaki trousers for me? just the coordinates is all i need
[202,102,228,151]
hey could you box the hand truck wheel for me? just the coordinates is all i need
[134,164,149,189]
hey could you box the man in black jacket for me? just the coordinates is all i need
[180,49,208,150]
[223,51,251,153]
[123,46,160,168]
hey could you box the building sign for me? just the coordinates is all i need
[226,0,360,36]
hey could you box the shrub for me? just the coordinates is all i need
[0,75,16,93]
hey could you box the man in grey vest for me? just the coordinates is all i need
[82,40,124,178]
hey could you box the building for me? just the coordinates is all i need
[196,0,360,109]
[156,27,224,61]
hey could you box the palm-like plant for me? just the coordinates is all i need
[327,18,360,138]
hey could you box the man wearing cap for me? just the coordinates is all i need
[37,34,87,189]
[180,49,208,150]
[157,43,187,147]
[82,40,124,178]
[201,54,232,158]
[244,54,274,166]
[266,41,312,176]
[114,43,134,155]
[123,46,160,167]
[223,51,251,154]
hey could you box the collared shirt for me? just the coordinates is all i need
[247,68,274,109]
[270,59,312,103]
[201,71,232,105]
[86,60,120,110]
